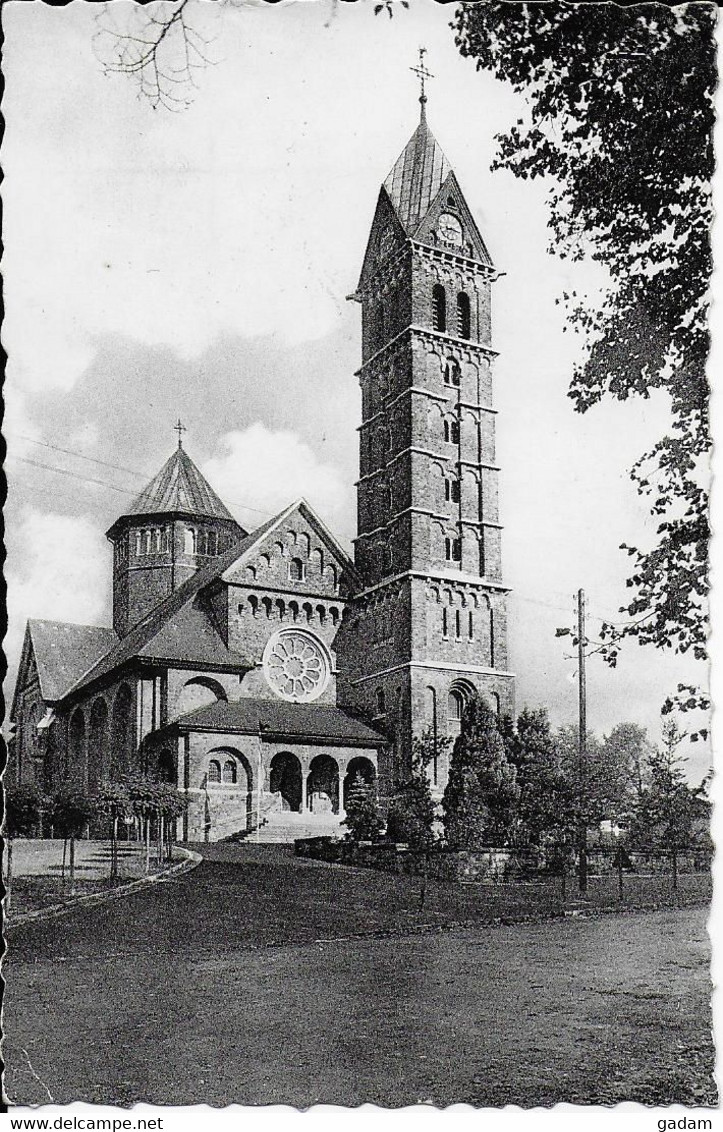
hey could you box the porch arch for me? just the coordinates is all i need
[307,754,340,815]
[269,751,303,813]
[343,756,376,809]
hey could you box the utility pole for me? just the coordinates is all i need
[577,588,588,893]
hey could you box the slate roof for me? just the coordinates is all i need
[27,620,119,702]
[66,498,357,700]
[66,521,275,697]
[384,114,451,235]
[171,698,385,746]
[126,445,237,523]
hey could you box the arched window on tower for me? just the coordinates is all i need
[451,479,460,503]
[444,358,461,387]
[457,292,471,339]
[450,420,460,445]
[447,688,466,733]
[376,688,386,716]
[432,284,446,332]
[184,527,197,555]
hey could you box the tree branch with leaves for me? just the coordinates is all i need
[455,2,714,719]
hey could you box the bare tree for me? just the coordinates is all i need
[94,0,406,109]
[93,0,218,111]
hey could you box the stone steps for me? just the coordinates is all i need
[246,814,344,844]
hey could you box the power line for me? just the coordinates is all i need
[6,441,272,519]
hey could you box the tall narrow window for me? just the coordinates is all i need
[452,538,462,562]
[457,292,471,339]
[444,479,451,502]
[376,688,386,715]
[468,610,474,640]
[451,420,460,445]
[451,479,460,503]
[445,538,452,561]
[447,689,466,731]
[445,359,461,387]
[208,759,221,784]
[455,609,461,639]
[432,284,446,332]
[489,607,495,667]
[444,420,451,444]
[289,557,304,581]
[442,607,449,637]
[223,759,237,784]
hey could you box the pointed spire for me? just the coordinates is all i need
[125,446,236,523]
[383,116,451,235]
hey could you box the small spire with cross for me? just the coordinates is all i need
[410,47,434,120]
[174,418,187,449]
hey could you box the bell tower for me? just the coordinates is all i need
[106,426,245,637]
[338,65,515,796]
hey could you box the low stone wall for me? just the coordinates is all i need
[295,838,518,883]
[587,848,711,875]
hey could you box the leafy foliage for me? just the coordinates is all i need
[342,776,384,844]
[455,3,714,712]
[49,789,95,839]
[443,695,519,849]
[626,719,710,852]
[4,784,45,839]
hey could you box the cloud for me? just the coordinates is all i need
[203,424,354,546]
[5,511,111,698]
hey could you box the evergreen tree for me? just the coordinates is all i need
[443,695,519,850]
[627,720,710,855]
[506,708,574,851]
[342,776,384,844]
[386,728,444,852]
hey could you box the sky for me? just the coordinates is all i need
[2,0,717,781]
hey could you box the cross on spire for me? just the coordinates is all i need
[174,418,187,449]
[410,47,433,119]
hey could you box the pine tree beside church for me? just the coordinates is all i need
[442,695,519,849]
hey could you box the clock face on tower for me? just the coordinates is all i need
[437,212,463,247]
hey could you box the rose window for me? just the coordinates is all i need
[263,629,330,703]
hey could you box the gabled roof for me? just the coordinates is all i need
[120,445,237,525]
[220,497,359,588]
[67,522,272,697]
[170,698,385,747]
[24,620,119,704]
[384,113,452,235]
[67,498,355,699]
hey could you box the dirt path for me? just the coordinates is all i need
[4,849,713,1107]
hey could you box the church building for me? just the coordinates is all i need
[10,92,515,842]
